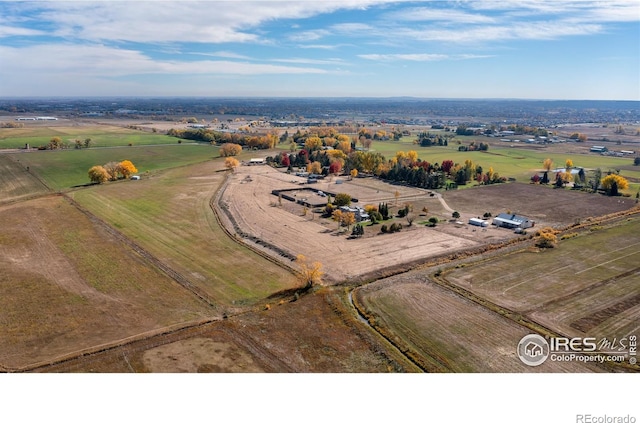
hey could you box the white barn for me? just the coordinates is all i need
[492,213,534,229]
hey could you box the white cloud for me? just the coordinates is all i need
[190,51,253,60]
[394,21,603,43]
[0,25,45,37]
[0,44,327,77]
[11,1,407,44]
[386,8,496,24]
[358,53,492,61]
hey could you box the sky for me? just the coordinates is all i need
[0,0,639,100]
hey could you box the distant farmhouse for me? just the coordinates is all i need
[339,206,370,222]
[492,213,534,230]
[590,145,608,153]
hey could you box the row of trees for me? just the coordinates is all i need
[88,160,138,184]
[531,157,629,195]
[167,128,278,149]
[268,146,501,190]
[39,136,93,150]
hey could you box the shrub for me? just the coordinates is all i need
[334,193,352,207]
[381,224,388,233]
[389,223,402,232]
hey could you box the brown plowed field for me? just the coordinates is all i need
[355,276,598,372]
[32,288,418,373]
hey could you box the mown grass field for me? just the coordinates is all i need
[0,124,181,149]
[69,157,297,307]
[0,195,214,369]
[12,144,218,190]
[444,217,640,341]
[0,154,49,204]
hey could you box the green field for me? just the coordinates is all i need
[69,158,297,306]
[13,144,218,190]
[0,125,184,149]
[367,139,640,193]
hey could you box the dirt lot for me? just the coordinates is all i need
[220,165,481,283]
[442,183,636,228]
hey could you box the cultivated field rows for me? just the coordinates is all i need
[355,277,597,372]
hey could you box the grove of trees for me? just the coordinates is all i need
[88,160,138,184]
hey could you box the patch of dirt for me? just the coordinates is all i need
[442,183,636,227]
[143,338,263,373]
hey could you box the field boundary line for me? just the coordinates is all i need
[4,318,217,373]
[5,151,53,192]
[62,193,219,310]
[526,266,640,314]
[210,170,299,274]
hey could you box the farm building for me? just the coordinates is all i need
[492,213,534,229]
[339,206,370,222]
[590,146,607,153]
[469,218,489,227]
[248,158,266,165]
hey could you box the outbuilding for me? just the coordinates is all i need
[469,218,489,227]
[492,213,534,229]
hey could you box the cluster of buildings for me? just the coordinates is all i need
[15,116,58,121]
[339,206,370,222]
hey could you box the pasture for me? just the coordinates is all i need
[0,195,214,369]
[367,138,640,193]
[70,158,297,306]
[13,144,218,190]
[444,217,640,342]
[0,122,180,149]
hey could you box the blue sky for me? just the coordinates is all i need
[1,0,638,99]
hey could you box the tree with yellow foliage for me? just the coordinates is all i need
[601,174,629,196]
[543,158,554,171]
[295,254,323,289]
[307,161,322,175]
[305,136,322,151]
[220,143,242,157]
[88,165,109,184]
[224,157,240,172]
[535,227,558,248]
[565,159,574,169]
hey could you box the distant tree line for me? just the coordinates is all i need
[167,128,278,149]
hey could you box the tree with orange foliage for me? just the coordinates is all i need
[118,160,138,179]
